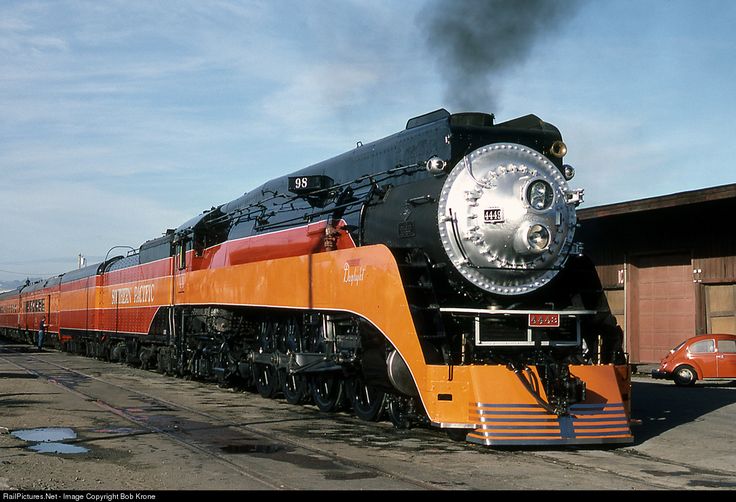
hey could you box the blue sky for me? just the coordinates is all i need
[1,0,735,281]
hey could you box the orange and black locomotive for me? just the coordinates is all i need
[0,109,632,446]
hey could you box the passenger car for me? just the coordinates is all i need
[652,334,736,386]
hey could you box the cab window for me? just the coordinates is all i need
[690,339,715,354]
[177,243,186,270]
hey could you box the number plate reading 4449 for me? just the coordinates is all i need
[483,207,504,223]
[528,313,560,328]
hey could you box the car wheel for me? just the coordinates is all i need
[673,365,697,386]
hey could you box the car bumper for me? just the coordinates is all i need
[651,369,671,380]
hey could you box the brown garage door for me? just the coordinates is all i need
[632,253,695,362]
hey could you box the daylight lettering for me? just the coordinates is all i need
[343,263,366,285]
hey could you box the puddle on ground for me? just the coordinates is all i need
[29,442,89,454]
[12,427,76,442]
[11,427,89,454]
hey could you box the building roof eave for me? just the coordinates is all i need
[577,183,736,220]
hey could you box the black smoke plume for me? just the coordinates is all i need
[418,0,581,112]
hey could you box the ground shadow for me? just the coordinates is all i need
[0,373,38,379]
[631,379,736,444]
[0,397,47,409]
[0,342,47,354]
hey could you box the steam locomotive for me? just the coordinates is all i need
[0,109,632,445]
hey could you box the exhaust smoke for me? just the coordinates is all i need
[418,0,581,111]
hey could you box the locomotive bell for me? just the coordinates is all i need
[549,140,567,158]
[437,143,578,295]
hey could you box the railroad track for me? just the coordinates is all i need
[2,341,734,490]
[0,342,445,490]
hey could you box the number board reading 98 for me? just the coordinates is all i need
[288,175,333,194]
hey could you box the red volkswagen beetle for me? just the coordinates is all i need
[652,334,736,386]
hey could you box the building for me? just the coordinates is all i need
[576,184,736,363]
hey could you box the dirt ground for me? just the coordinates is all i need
[2,344,735,492]
[0,369,257,491]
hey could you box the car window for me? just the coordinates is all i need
[717,339,736,353]
[690,339,715,353]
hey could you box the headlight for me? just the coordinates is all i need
[527,224,550,251]
[527,180,554,210]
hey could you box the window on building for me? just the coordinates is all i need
[705,284,736,335]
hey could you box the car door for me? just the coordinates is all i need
[716,338,736,378]
[688,339,718,378]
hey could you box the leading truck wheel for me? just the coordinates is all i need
[446,428,473,442]
[387,395,412,429]
[673,365,697,386]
